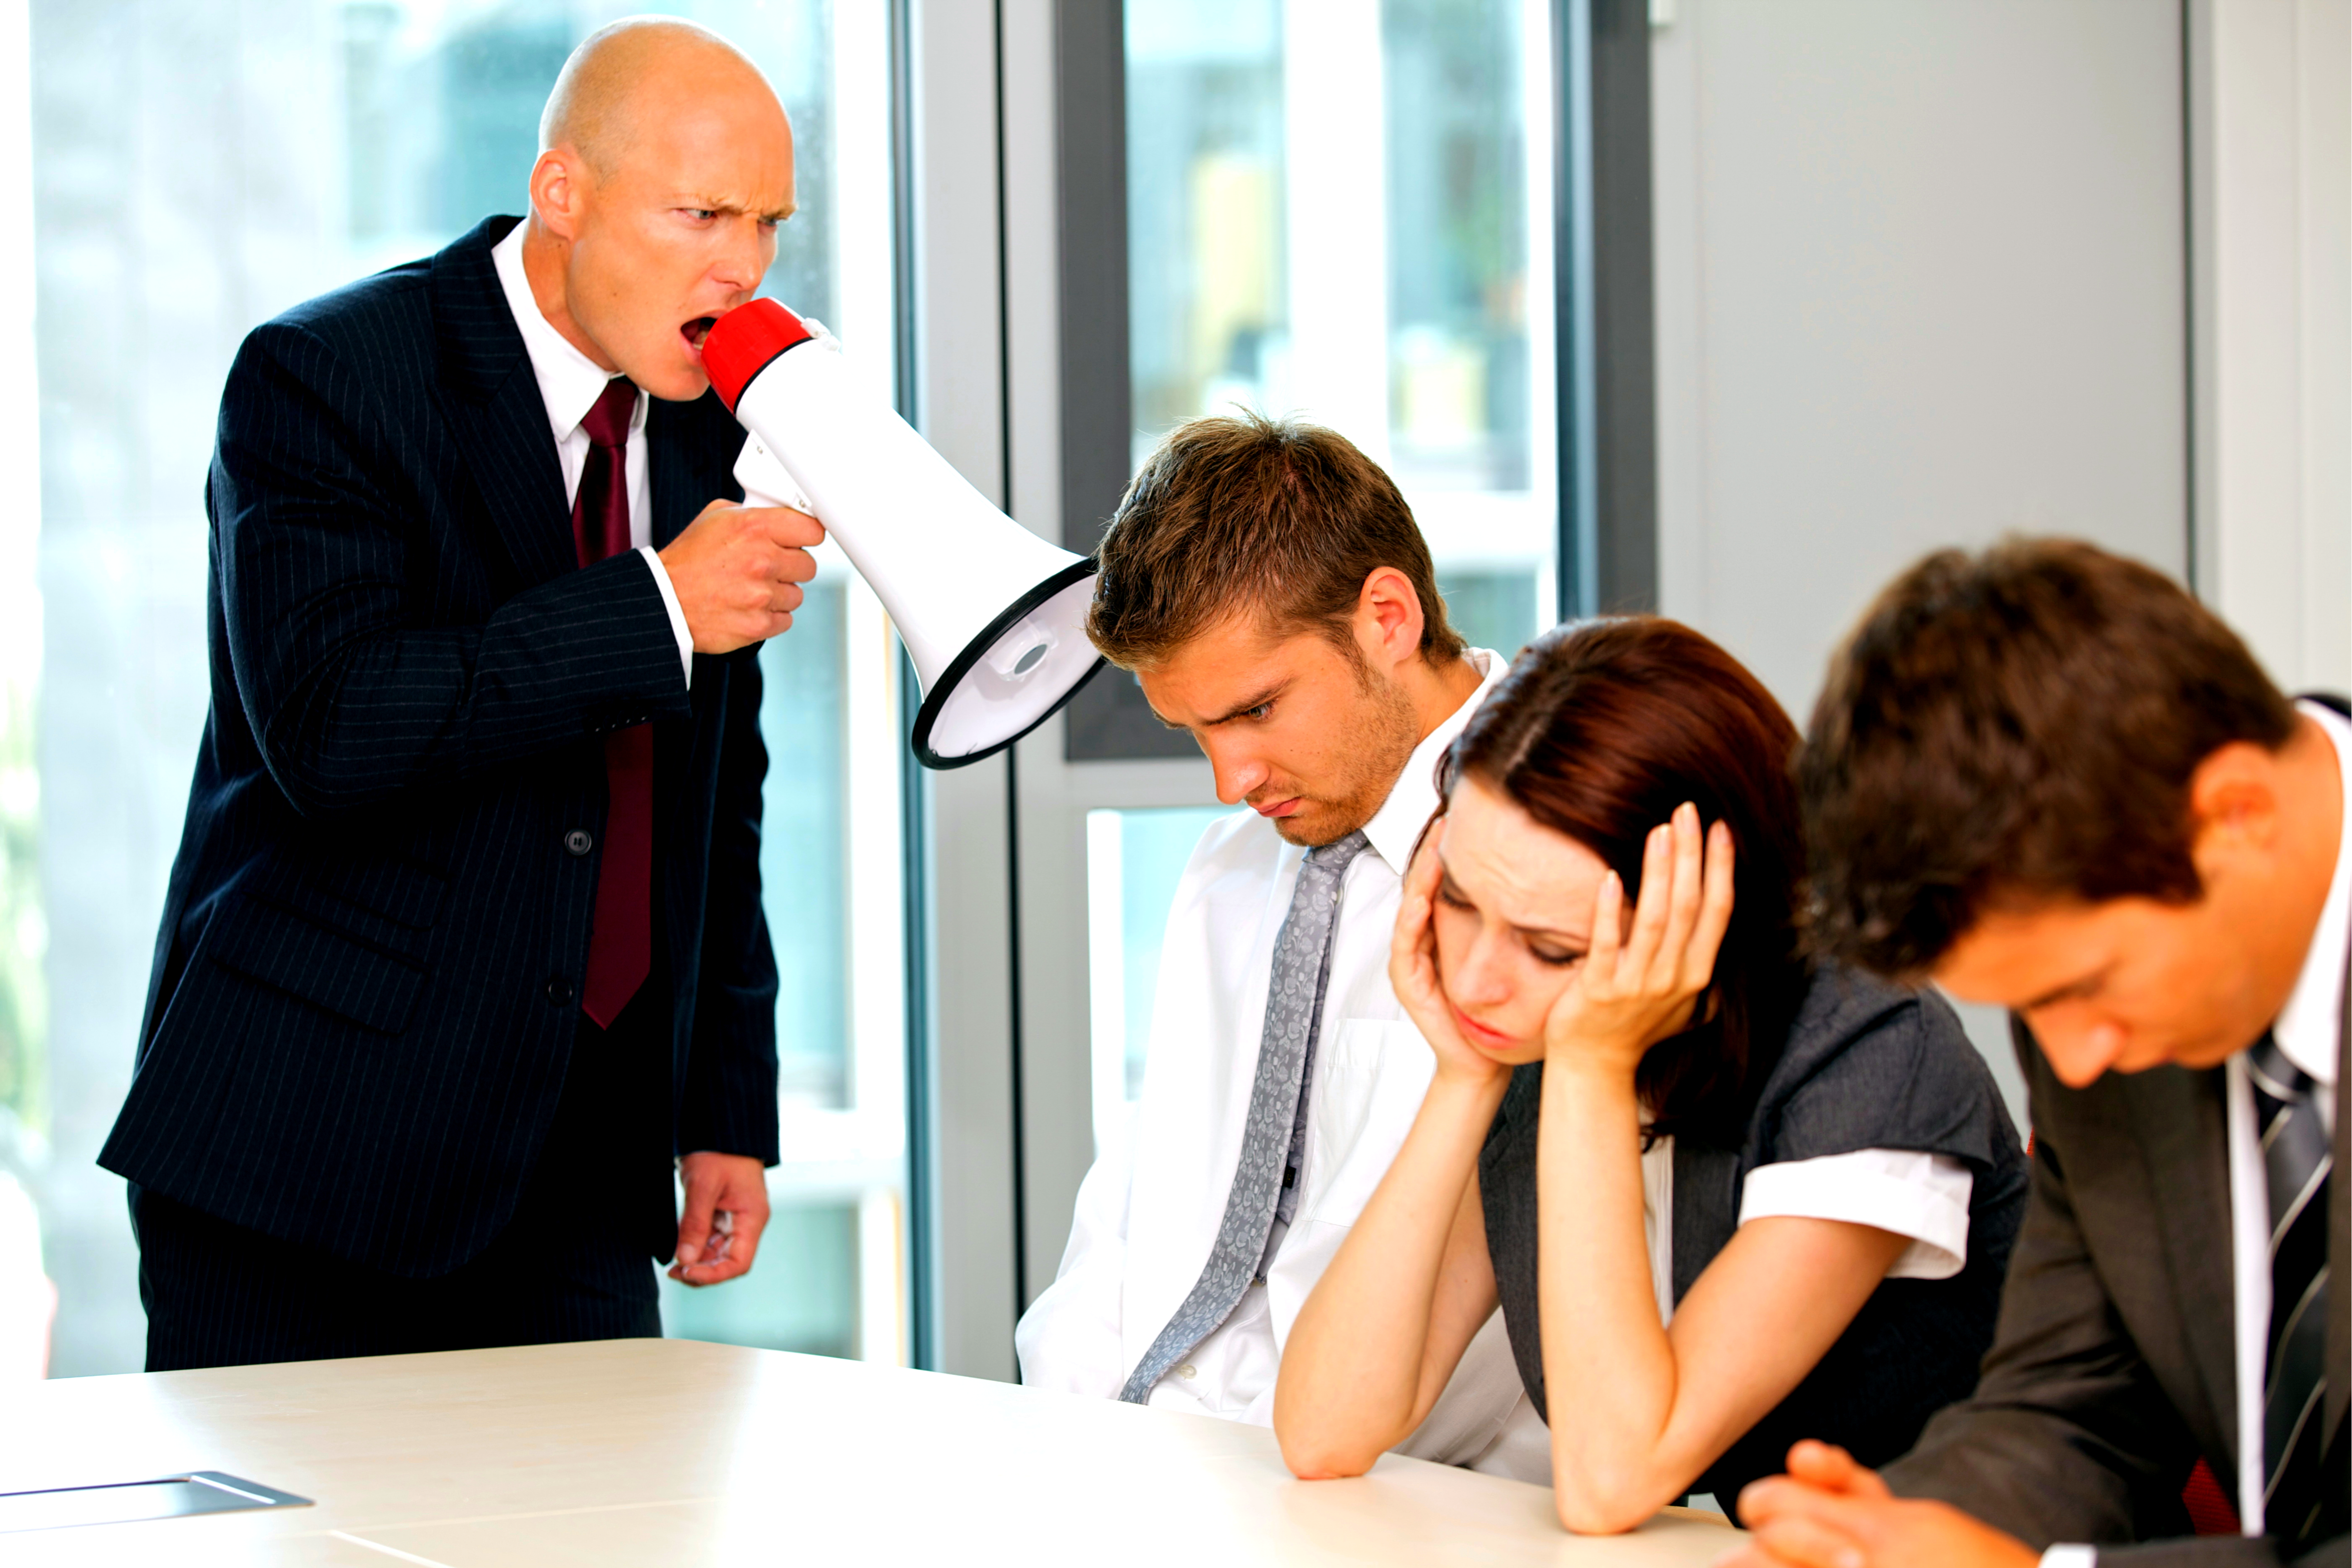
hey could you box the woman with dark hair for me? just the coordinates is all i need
[1272,618,2027,1531]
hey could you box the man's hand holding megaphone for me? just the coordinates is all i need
[657,496,826,654]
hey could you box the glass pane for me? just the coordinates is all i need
[1085,807,1233,1154]
[11,0,905,1377]
[1125,0,1557,654]
[1384,0,1533,493]
[1125,0,1288,459]
[660,1200,856,1357]
[762,583,850,1110]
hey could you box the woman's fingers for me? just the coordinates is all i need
[1586,866,1627,986]
[1616,821,1675,987]
[1685,820,1738,988]
[1652,802,1707,989]
[1390,835,1446,1003]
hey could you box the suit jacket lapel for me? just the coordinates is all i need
[2327,940,2350,1456]
[647,394,733,549]
[429,216,577,590]
[2126,1064,2242,1473]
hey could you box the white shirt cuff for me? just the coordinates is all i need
[637,545,694,690]
[1738,1148,1973,1281]
[2040,1547,2096,1568]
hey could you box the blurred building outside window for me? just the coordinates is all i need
[1099,0,1555,1143]
[9,0,907,1376]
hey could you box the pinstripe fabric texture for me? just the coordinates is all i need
[100,215,781,1283]
[131,1184,663,1371]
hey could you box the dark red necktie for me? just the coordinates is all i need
[574,377,652,1028]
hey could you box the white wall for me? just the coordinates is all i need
[1651,0,2193,1123]
[1651,0,2192,726]
[1650,0,2352,1125]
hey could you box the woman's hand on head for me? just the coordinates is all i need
[1391,832,1513,1089]
[1540,802,1735,1078]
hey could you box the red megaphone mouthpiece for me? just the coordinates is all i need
[702,299,813,412]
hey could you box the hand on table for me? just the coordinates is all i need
[658,498,824,654]
[1718,1441,2039,1568]
[670,1150,770,1287]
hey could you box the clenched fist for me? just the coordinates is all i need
[658,499,826,654]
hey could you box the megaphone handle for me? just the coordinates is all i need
[734,436,816,515]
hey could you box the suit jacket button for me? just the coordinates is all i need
[564,829,594,857]
[545,976,577,1006]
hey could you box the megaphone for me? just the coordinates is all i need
[701,299,1105,770]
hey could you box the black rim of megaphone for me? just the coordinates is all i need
[910,556,1107,770]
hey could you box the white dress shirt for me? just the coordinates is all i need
[1017,649,1543,1475]
[490,222,695,685]
[1018,645,1978,1486]
[1629,1143,1976,1329]
[2045,698,2349,1567]
[2228,700,2349,1538]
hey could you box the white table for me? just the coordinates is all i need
[2,1339,1743,1566]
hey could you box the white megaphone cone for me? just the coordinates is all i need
[702,299,1105,769]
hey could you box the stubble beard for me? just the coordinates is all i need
[1271,670,1423,848]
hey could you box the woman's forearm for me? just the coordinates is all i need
[1275,1070,1505,1477]
[1535,1060,1685,1531]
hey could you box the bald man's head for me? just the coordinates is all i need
[520,17,795,401]
[540,16,777,181]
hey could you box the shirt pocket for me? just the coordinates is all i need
[1300,1019,1435,1227]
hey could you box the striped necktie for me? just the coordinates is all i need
[1119,829,1371,1403]
[2247,1032,2331,1542]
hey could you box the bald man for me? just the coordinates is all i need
[102,20,816,1368]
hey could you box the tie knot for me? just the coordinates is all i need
[2248,1032,2315,1107]
[1308,829,1371,871]
[580,377,637,448]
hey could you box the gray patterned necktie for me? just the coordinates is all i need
[1119,829,1372,1404]
[2248,1033,2331,1541]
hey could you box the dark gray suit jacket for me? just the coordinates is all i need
[1484,966,2028,1505]
[1884,955,2350,1565]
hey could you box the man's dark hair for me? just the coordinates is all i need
[1798,537,2298,979]
[1086,411,1466,671]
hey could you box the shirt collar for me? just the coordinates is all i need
[2272,698,2352,1086]
[1359,648,1506,877]
[490,220,644,445]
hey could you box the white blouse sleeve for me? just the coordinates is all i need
[1736,1148,1974,1281]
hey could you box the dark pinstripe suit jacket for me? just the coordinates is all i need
[100,215,781,1279]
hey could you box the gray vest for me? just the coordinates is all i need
[1479,963,2029,1504]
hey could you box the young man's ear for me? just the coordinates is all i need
[2186,740,2288,874]
[1355,566,1425,671]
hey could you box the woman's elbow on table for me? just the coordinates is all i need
[1274,1413,1382,1481]
[1551,1457,1680,1536]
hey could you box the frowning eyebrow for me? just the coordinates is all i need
[675,194,798,223]
[1202,682,1286,726]
[1435,867,1586,944]
[1153,683,1287,730]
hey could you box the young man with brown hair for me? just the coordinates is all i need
[1015,412,1542,1474]
[1727,538,2347,1567]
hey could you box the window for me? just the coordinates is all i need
[1084,806,1230,1155]
[1124,0,1557,659]
[7,0,906,1375]
[1096,0,1556,1136]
